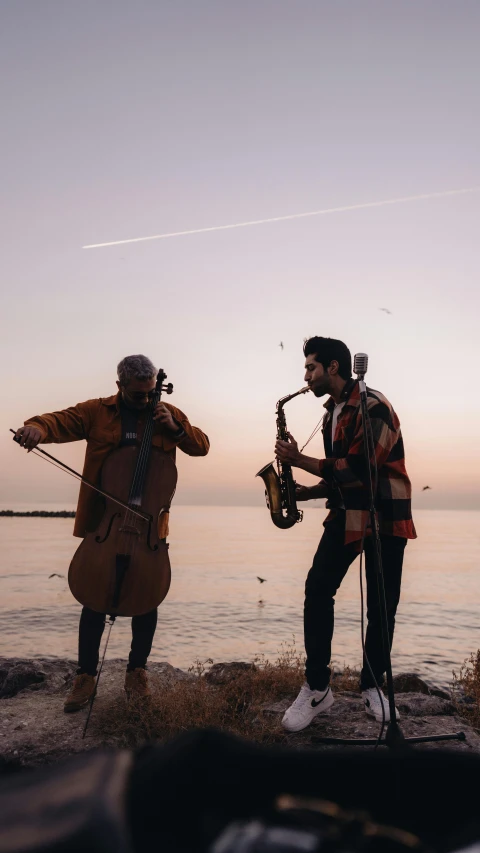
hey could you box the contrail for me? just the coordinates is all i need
[83,185,480,249]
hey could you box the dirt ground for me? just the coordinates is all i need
[1,657,478,767]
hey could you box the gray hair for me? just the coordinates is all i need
[117,354,157,387]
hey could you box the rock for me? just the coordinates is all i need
[149,661,195,685]
[335,690,360,698]
[428,685,451,700]
[392,673,450,700]
[392,673,430,694]
[204,662,257,685]
[261,699,290,715]
[0,658,77,699]
[0,658,194,768]
[0,664,47,699]
[0,659,478,767]
[0,668,9,691]
[395,693,455,717]
[0,510,75,517]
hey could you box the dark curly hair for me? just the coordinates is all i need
[303,337,352,380]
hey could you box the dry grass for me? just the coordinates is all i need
[452,650,480,732]
[330,665,362,694]
[94,640,361,748]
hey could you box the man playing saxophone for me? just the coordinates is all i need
[275,336,416,732]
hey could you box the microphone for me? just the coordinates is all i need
[353,353,368,396]
[353,353,368,378]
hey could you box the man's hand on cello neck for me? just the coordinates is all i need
[153,403,182,434]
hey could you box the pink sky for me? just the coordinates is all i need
[1,1,479,510]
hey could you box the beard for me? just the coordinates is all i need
[312,381,330,398]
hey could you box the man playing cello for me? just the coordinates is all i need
[15,355,209,711]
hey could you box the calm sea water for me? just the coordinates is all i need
[0,507,478,689]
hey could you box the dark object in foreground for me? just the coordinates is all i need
[1,729,480,853]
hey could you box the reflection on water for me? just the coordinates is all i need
[0,507,478,688]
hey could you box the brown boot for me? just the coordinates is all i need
[64,673,96,713]
[124,668,151,701]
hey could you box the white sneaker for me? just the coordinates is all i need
[362,688,400,723]
[282,683,334,732]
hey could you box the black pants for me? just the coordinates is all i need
[78,606,158,676]
[304,517,406,691]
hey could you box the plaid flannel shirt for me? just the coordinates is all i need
[318,379,416,545]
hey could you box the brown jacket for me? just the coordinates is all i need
[24,393,209,538]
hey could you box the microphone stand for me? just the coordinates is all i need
[313,362,465,749]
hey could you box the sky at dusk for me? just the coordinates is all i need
[1,0,479,511]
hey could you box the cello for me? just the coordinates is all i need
[68,369,178,616]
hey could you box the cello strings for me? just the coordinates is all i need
[131,420,150,501]
[120,428,149,558]
[133,396,158,504]
[131,415,156,555]
[125,407,157,564]
[129,398,154,502]
[130,416,154,556]
[119,398,155,553]
[129,411,153,513]
[118,395,157,562]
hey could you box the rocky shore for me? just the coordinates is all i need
[0,511,75,517]
[1,657,479,768]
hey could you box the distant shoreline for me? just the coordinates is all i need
[0,510,75,518]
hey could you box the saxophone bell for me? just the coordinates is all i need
[256,461,302,529]
[256,386,310,530]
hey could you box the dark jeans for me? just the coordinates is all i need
[304,517,406,691]
[78,606,158,676]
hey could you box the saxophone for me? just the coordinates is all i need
[256,386,310,529]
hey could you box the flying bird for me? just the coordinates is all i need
[49,573,66,579]
[379,308,392,315]
[279,342,284,350]
[422,486,432,491]
[257,576,267,583]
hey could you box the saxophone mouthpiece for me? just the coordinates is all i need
[278,386,310,409]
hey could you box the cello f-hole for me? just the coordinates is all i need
[95,512,121,543]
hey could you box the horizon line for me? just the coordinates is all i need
[1,505,478,511]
